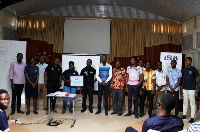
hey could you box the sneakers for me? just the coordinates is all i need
[180,115,186,120]
[188,118,194,124]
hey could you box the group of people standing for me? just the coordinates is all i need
[8,53,200,124]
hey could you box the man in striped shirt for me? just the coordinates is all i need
[95,55,112,116]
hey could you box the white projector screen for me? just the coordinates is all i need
[62,54,100,90]
[63,19,110,54]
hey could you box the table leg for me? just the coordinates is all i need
[71,98,76,128]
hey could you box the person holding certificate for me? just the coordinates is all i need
[62,61,78,114]
[95,55,112,116]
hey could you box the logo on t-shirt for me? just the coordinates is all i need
[51,68,54,70]
[189,71,192,74]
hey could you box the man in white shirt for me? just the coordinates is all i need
[153,61,166,115]
[124,57,143,118]
[95,55,112,116]
[36,54,48,110]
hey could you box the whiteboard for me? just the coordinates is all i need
[62,54,100,90]
[0,40,27,104]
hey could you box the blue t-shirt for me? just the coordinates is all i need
[183,66,199,90]
[166,68,182,91]
[142,115,184,132]
[0,110,9,131]
[24,65,39,85]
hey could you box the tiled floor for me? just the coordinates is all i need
[7,95,198,132]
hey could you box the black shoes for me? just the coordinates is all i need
[33,111,38,115]
[118,113,122,116]
[140,113,145,117]
[10,111,15,115]
[135,113,139,119]
[26,111,30,115]
[124,112,132,116]
[110,111,118,115]
[89,109,93,113]
[95,111,101,115]
[105,111,108,116]
[17,110,24,114]
[69,109,73,113]
[81,109,86,113]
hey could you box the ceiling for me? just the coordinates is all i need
[1,0,200,23]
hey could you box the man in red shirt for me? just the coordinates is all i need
[110,60,126,116]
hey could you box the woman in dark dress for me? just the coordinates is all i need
[24,56,39,115]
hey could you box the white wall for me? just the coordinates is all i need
[183,17,200,70]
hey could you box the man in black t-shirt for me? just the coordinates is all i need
[181,57,200,123]
[80,59,96,113]
[44,58,62,114]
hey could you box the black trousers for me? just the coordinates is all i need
[82,86,94,110]
[11,84,24,112]
[128,85,139,114]
[47,81,61,110]
[140,89,154,116]
[167,90,179,116]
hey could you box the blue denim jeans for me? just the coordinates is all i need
[63,86,77,110]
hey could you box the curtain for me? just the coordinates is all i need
[111,44,183,70]
[22,38,62,65]
[108,19,183,63]
[17,16,64,53]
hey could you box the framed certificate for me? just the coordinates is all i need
[70,75,84,87]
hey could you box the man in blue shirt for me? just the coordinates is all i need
[0,89,10,132]
[181,57,200,123]
[166,60,182,116]
[95,55,112,116]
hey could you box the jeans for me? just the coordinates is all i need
[97,84,109,112]
[63,86,77,110]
